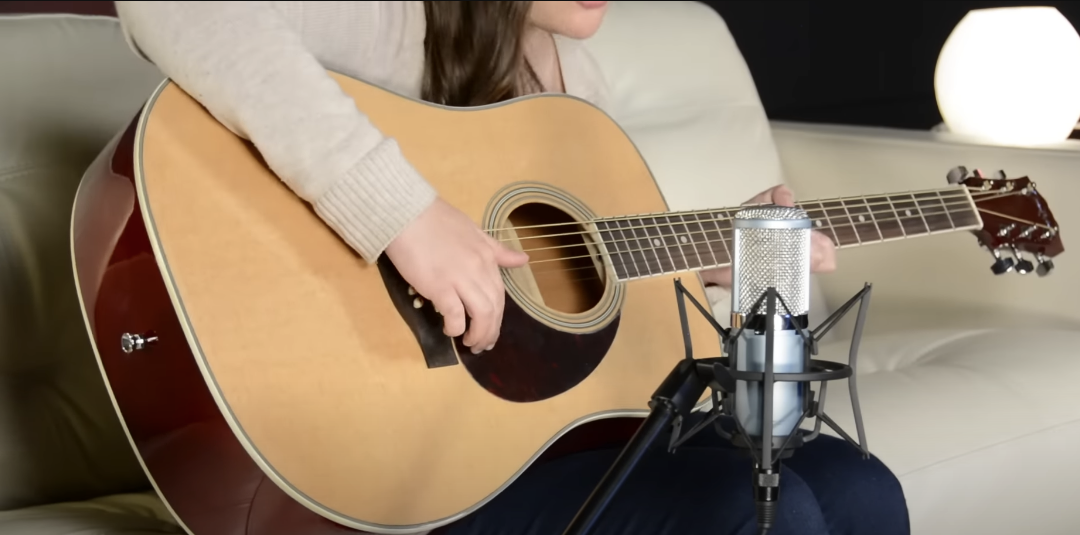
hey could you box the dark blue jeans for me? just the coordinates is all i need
[439,414,909,535]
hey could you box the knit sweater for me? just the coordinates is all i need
[115,1,611,263]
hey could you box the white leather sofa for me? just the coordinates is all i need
[591,3,1080,535]
[2,3,1078,535]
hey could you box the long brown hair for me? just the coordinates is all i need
[421,1,543,107]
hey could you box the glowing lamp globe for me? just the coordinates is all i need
[935,6,1080,146]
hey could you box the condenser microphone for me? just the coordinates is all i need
[730,204,813,534]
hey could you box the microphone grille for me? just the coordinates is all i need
[733,205,811,316]
[734,205,809,222]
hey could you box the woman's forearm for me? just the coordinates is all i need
[115,1,437,262]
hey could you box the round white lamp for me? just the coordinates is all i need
[935,6,1080,146]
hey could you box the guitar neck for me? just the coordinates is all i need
[592,185,982,282]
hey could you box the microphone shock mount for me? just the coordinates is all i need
[562,280,874,535]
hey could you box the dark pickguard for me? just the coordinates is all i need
[377,256,620,402]
[456,298,620,403]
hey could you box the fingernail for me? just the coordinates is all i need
[486,344,494,352]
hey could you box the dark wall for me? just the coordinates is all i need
[704,1,1080,130]
[0,1,114,15]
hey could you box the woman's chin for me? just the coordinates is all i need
[562,12,609,39]
[531,1,610,40]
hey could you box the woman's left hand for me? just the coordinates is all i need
[699,185,837,288]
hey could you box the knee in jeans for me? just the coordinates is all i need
[776,470,827,527]
[864,457,909,514]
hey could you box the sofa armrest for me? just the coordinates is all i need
[770,121,1080,331]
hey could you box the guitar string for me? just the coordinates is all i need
[483,183,1019,235]
[512,192,996,256]
[526,200,1035,275]
[525,198,1035,284]
[495,190,994,243]
[520,192,1030,264]
[529,198,1028,276]
[494,188,1022,246]
[501,190,981,244]
[524,201,983,271]
[484,183,1000,233]
[521,196,1050,279]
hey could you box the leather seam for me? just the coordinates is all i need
[243,475,269,535]
[0,165,40,183]
[896,416,1080,478]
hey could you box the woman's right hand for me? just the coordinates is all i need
[385,198,530,354]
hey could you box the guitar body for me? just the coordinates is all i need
[71,74,723,534]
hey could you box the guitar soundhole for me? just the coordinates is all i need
[505,202,606,315]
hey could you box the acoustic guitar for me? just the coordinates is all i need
[70,72,1063,535]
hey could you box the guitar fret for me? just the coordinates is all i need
[913,191,954,232]
[839,200,865,245]
[890,195,931,236]
[799,202,841,245]
[689,211,731,268]
[883,196,908,239]
[864,196,904,240]
[711,210,734,264]
[843,198,883,243]
[616,218,654,279]
[861,198,885,240]
[594,220,636,280]
[684,213,721,267]
[819,200,859,247]
[639,217,678,273]
[936,190,956,229]
[946,191,981,228]
[658,215,692,272]
[669,214,705,270]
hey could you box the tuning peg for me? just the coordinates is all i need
[992,169,1007,179]
[947,166,968,184]
[1036,253,1055,277]
[990,249,1015,275]
[1011,247,1034,275]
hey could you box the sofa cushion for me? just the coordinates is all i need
[0,491,182,535]
[814,327,1080,534]
[585,1,831,324]
[0,14,165,509]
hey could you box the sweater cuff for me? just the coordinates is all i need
[313,138,438,263]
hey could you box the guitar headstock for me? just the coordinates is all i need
[948,166,1063,277]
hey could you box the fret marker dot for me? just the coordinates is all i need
[653,238,662,247]
[680,236,689,244]
[815,220,823,227]
[858,214,866,223]
[905,209,912,217]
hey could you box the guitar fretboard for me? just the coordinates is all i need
[592,186,980,281]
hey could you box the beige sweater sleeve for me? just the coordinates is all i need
[114,1,437,263]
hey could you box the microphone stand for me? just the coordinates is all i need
[562,279,874,535]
